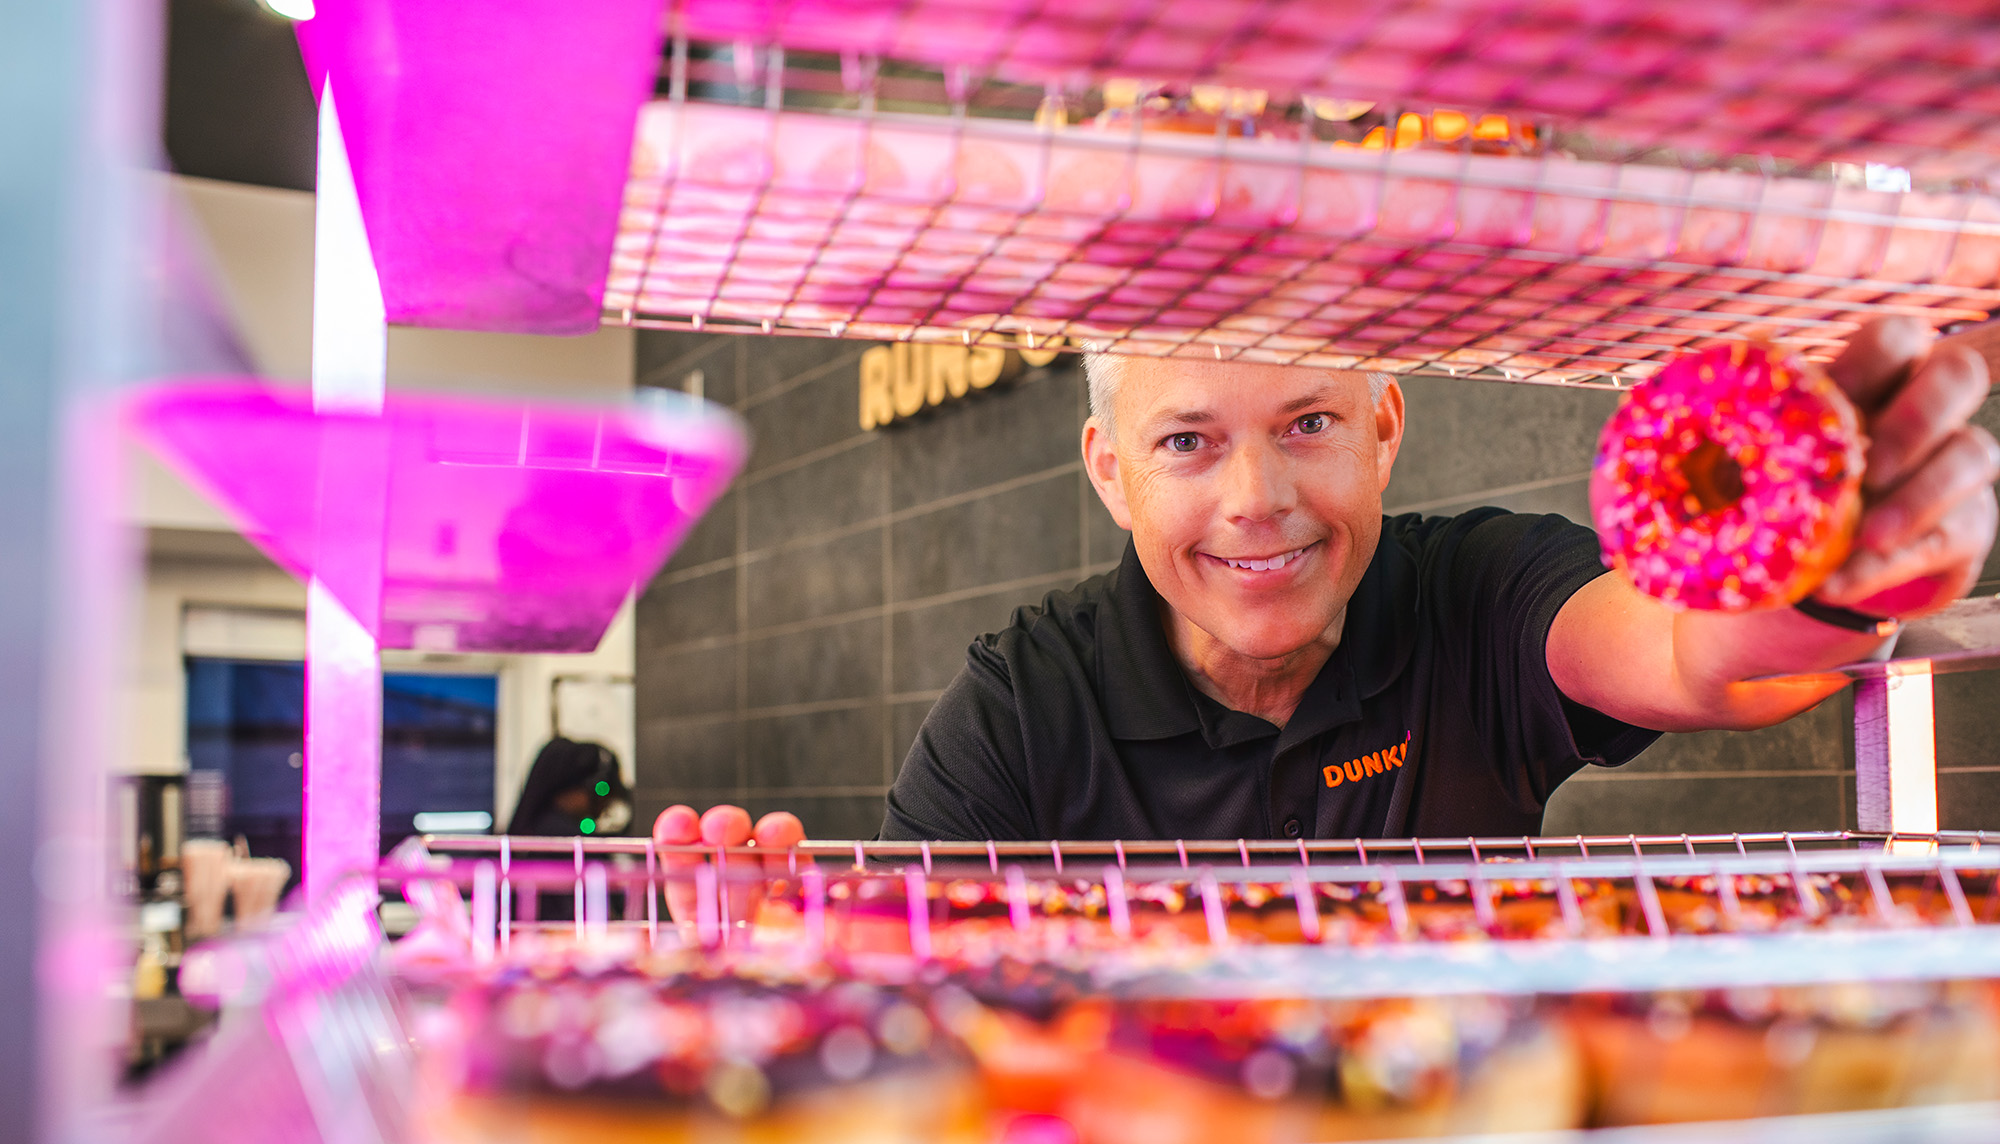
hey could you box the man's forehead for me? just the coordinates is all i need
[1118,358,1372,406]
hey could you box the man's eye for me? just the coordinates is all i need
[1165,433,1202,453]
[1294,413,1328,435]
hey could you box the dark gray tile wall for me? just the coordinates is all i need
[633,332,1120,839]
[1384,374,2000,837]
[635,335,2000,841]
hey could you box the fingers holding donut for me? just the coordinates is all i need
[1825,316,1988,492]
[1821,467,2000,617]
[1817,316,1999,619]
[1860,340,1990,496]
[1826,315,1935,414]
[1855,425,2000,558]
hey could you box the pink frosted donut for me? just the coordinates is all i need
[1590,341,1865,611]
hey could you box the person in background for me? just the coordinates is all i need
[505,737,633,837]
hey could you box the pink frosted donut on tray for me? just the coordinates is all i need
[1590,341,1865,611]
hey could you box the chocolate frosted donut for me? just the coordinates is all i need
[1591,341,1865,611]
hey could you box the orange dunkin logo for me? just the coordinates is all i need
[1324,732,1412,788]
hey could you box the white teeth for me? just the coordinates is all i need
[1222,547,1305,572]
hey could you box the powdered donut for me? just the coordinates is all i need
[1590,341,1865,611]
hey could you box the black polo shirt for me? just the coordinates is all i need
[881,509,1661,842]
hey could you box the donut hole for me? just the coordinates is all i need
[1676,438,1746,516]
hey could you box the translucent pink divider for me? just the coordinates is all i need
[126,380,747,653]
[293,0,665,334]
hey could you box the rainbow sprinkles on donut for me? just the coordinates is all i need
[1591,340,1866,612]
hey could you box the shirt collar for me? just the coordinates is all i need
[1276,522,1421,748]
[1340,520,1423,700]
[1097,542,1204,741]
[1096,523,1420,744]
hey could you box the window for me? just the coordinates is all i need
[183,658,498,889]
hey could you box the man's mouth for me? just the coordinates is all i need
[1209,544,1313,573]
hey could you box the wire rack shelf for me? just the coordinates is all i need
[666,0,2000,185]
[604,40,2000,384]
[389,830,2000,996]
[420,828,1984,867]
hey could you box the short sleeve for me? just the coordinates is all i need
[880,640,1040,842]
[1422,511,1661,805]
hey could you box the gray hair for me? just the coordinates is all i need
[1082,351,1390,442]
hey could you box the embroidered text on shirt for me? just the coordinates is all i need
[1324,733,1412,788]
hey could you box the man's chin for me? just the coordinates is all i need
[1207,619,1338,664]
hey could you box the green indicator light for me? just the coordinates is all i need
[580,818,596,834]
[594,781,610,797]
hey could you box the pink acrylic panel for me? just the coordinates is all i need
[126,381,747,653]
[292,0,666,334]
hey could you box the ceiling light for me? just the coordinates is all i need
[260,0,316,21]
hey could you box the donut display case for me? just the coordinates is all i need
[103,1,2000,1142]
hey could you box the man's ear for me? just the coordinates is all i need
[1082,418,1133,530]
[1373,379,1405,492]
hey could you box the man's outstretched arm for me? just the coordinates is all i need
[1549,317,2000,733]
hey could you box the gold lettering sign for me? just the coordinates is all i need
[860,344,1023,430]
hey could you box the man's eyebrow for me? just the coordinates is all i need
[1276,387,1342,416]
[1142,408,1218,431]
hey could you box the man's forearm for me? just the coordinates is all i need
[1666,606,1893,731]
[1549,573,1889,734]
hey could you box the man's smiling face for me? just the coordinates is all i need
[1084,359,1404,663]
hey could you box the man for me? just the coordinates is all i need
[657,317,1998,849]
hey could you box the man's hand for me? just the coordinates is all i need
[1815,317,2000,619]
[1553,316,1999,733]
[651,804,806,928]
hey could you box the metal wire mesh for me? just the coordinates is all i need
[422,829,1978,867]
[603,40,2000,385]
[666,0,2000,184]
[395,830,2000,993]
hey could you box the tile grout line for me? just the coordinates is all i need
[650,564,1123,656]
[1077,375,1090,584]
[735,345,869,414]
[659,461,1087,588]
[1567,768,1861,782]
[738,430,875,487]
[881,417,896,790]
[879,461,1085,529]
[1837,688,1853,832]
[642,690,952,731]
[733,337,750,806]
[1384,470,1593,516]
[634,334,725,390]
[655,552,738,586]
[637,784,893,799]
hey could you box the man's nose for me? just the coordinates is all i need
[1219,439,1296,523]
